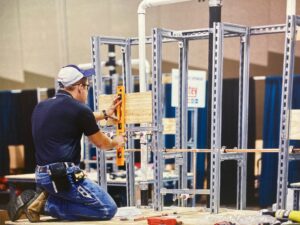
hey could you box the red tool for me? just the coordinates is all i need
[147,217,178,225]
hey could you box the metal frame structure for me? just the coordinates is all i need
[151,15,300,213]
[89,14,300,213]
[276,15,300,210]
[91,37,136,206]
[151,25,249,213]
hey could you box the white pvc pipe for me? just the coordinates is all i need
[79,59,151,75]
[138,0,193,92]
[137,0,193,193]
[286,0,296,15]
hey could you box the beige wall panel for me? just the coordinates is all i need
[67,0,160,65]
[157,0,270,68]
[108,0,160,37]
[158,2,208,69]
[159,2,207,30]
[2,0,300,83]
[223,0,270,66]
[0,0,23,82]
[67,0,111,64]
[98,91,152,125]
[269,1,300,59]
[110,1,139,36]
[19,0,60,78]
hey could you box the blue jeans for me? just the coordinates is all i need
[35,164,117,221]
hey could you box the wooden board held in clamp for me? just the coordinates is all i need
[98,91,152,125]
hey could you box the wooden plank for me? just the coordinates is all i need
[98,91,152,125]
[162,118,176,134]
[290,109,300,140]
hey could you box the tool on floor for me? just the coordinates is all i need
[147,217,182,225]
[261,209,300,223]
[275,209,300,223]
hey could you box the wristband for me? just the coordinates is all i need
[102,110,108,120]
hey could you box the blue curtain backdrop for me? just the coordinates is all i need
[259,76,300,207]
[0,90,39,175]
[0,92,14,176]
[219,79,256,204]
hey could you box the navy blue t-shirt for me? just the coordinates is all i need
[32,90,99,166]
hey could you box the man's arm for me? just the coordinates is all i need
[88,131,124,150]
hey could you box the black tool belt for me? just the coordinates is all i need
[36,162,74,173]
[48,163,71,193]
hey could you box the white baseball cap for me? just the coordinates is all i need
[57,65,95,88]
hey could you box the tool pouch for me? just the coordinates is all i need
[49,163,71,192]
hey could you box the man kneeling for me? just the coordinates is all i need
[8,65,125,222]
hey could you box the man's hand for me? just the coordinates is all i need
[105,96,122,121]
[112,134,126,148]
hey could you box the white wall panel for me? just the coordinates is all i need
[0,0,23,82]
[1,0,300,82]
[19,0,60,78]
[67,0,111,65]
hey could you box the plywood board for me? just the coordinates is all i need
[163,118,176,134]
[290,109,300,140]
[98,92,152,125]
[8,145,24,169]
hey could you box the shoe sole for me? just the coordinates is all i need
[8,189,36,221]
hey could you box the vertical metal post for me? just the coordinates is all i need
[178,40,189,206]
[152,28,164,211]
[91,37,107,191]
[237,28,250,210]
[207,2,222,203]
[276,15,296,210]
[191,108,198,207]
[210,22,224,214]
[123,40,136,206]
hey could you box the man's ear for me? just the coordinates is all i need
[77,85,82,94]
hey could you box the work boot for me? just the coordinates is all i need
[7,189,36,221]
[24,191,48,222]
